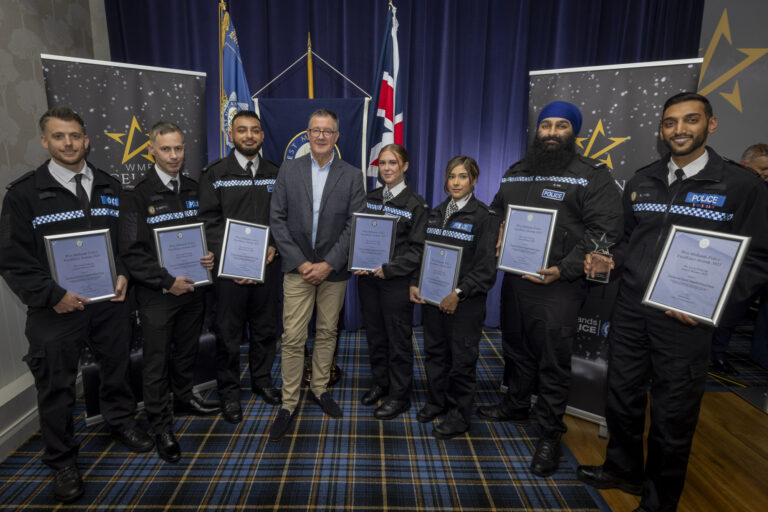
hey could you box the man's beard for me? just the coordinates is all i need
[234,139,262,157]
[525,133,577,173]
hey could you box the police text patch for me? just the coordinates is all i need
[685,192,725,207]
[541,189,565,201]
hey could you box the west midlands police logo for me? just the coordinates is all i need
[223,92,250,150]
[177,232,184,239]
[284,132,341,161]
[245,227,252,235]
[76,240,84,248]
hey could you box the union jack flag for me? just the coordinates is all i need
[366,1,403,188]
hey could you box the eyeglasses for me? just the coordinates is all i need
[308,128,337,138]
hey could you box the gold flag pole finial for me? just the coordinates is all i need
[307,33,314,99]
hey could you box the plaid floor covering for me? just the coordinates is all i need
[0,328,606,511]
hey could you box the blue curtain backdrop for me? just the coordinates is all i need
[105,0,704,326]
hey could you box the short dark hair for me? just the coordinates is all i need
[39,106,86,134]
[308,108,339,131]
[443,155,480,194]
[231,110,260,126]
[663,92,713,119]
[149,121,183,141]
[742,143,768,163]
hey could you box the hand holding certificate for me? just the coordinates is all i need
[348,213,397,272]
[642,225,750,326]
[217,219,270,282]
[45,228,118,303]
[416,241,462,306]
[498,205,558,280]
[153,223,212,288]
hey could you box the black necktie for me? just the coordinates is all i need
[245,161,253,177]
[74,173,91,222]
[170,178,179,195]
[674,168,685,184]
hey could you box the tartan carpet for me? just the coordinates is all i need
[0,328,606,511]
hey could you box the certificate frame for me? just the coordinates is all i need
[153,222,212,287]
[348,212,398,271]
[641,225,751,327]
[417,240,463,307]
[217,218,270,282]
[497,204,558,279]
[44,228,118,303]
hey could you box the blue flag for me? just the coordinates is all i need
[219,1,254,157]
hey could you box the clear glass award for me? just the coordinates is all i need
[586,233,614,284]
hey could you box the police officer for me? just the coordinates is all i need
[198,110,281,423]
[119,121,220,463]
[577,93,768,512]
[0,107,152,503]
[410,156,499,439]
[356,144,427,420]
[477,101,623,477]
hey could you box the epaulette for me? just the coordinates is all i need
[202,158,224,173]
[722,157,764,180]
[577,154,606,168]
[6,170,35,189]
[634,160,659,174]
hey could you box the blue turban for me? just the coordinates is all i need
[538,101,582,135]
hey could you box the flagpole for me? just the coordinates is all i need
[307,33,314,99]
[218,1,226,157]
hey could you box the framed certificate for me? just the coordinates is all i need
[642,225,750,326]
[417,241,463,306]
[218,219,270,282]
[348,212,398,271]
[153,223,212,287]
[498,204,558,279]
[44,228,118,303]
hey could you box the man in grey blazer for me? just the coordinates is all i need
[268,108,365,441]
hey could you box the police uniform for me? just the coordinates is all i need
[489,154,623,438]
[603,147,768,511]
[358,184,428,402]
[0,161,137,470]
[419,195,499,428]
[198,151,280,401]
[119,167,205,433]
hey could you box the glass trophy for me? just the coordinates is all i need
[586,233,614,284]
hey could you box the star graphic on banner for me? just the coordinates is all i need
[698,8,768,112]
[575,119,628,170]
[105,116,154,165]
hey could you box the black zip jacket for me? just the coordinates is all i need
[361,184,428,279]
[490,154,623,281]
[617,147,768,308]
[197,152,279,258]
[119,169,201,291]
[0,161,123,309]
[415,195,500,298]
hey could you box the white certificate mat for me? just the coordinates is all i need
[348,213,397,271]
[498,204,558,279]
[45,228,118,303]
[418,241,462,307]
[218,219,269,282]
[153,222,211,287]
[642,225,750,326]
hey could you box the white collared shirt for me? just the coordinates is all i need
[384,180,407,200]
[668,150,709,185]
[48,159,92,199]
[154,165,180,192]
[450,192,472,212]
[311,153,335,247]
[235,150,260,177]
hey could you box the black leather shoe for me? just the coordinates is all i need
[313,391,343,418]
[155,429,181,463]
[253,384,282,405]
[269,408,295,441]
[174,396,221,416]
[361,385,388,406]
[576,465,643,495]
[709,358,738,375]
[111,425,153,453]
[416,404,445,423]
[530,437,562,477]
[221,399,243,424]
[477,401,530,423]
[374,399,410,420]
[53,464,83,503]
[432,417,469,439]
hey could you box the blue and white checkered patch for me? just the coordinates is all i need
[633,202,733,221]
[426,227,475,242]
[536,176,589,187]
[501,176,534,184]
[366,202,383,211]
[32,208,118,228]
[383,205,411,220]
[632,203,667,213]
[100,195,119,207]
[212,179,251,189]
[146,209,198,225]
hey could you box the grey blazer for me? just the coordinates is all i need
[270,154,365,282]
